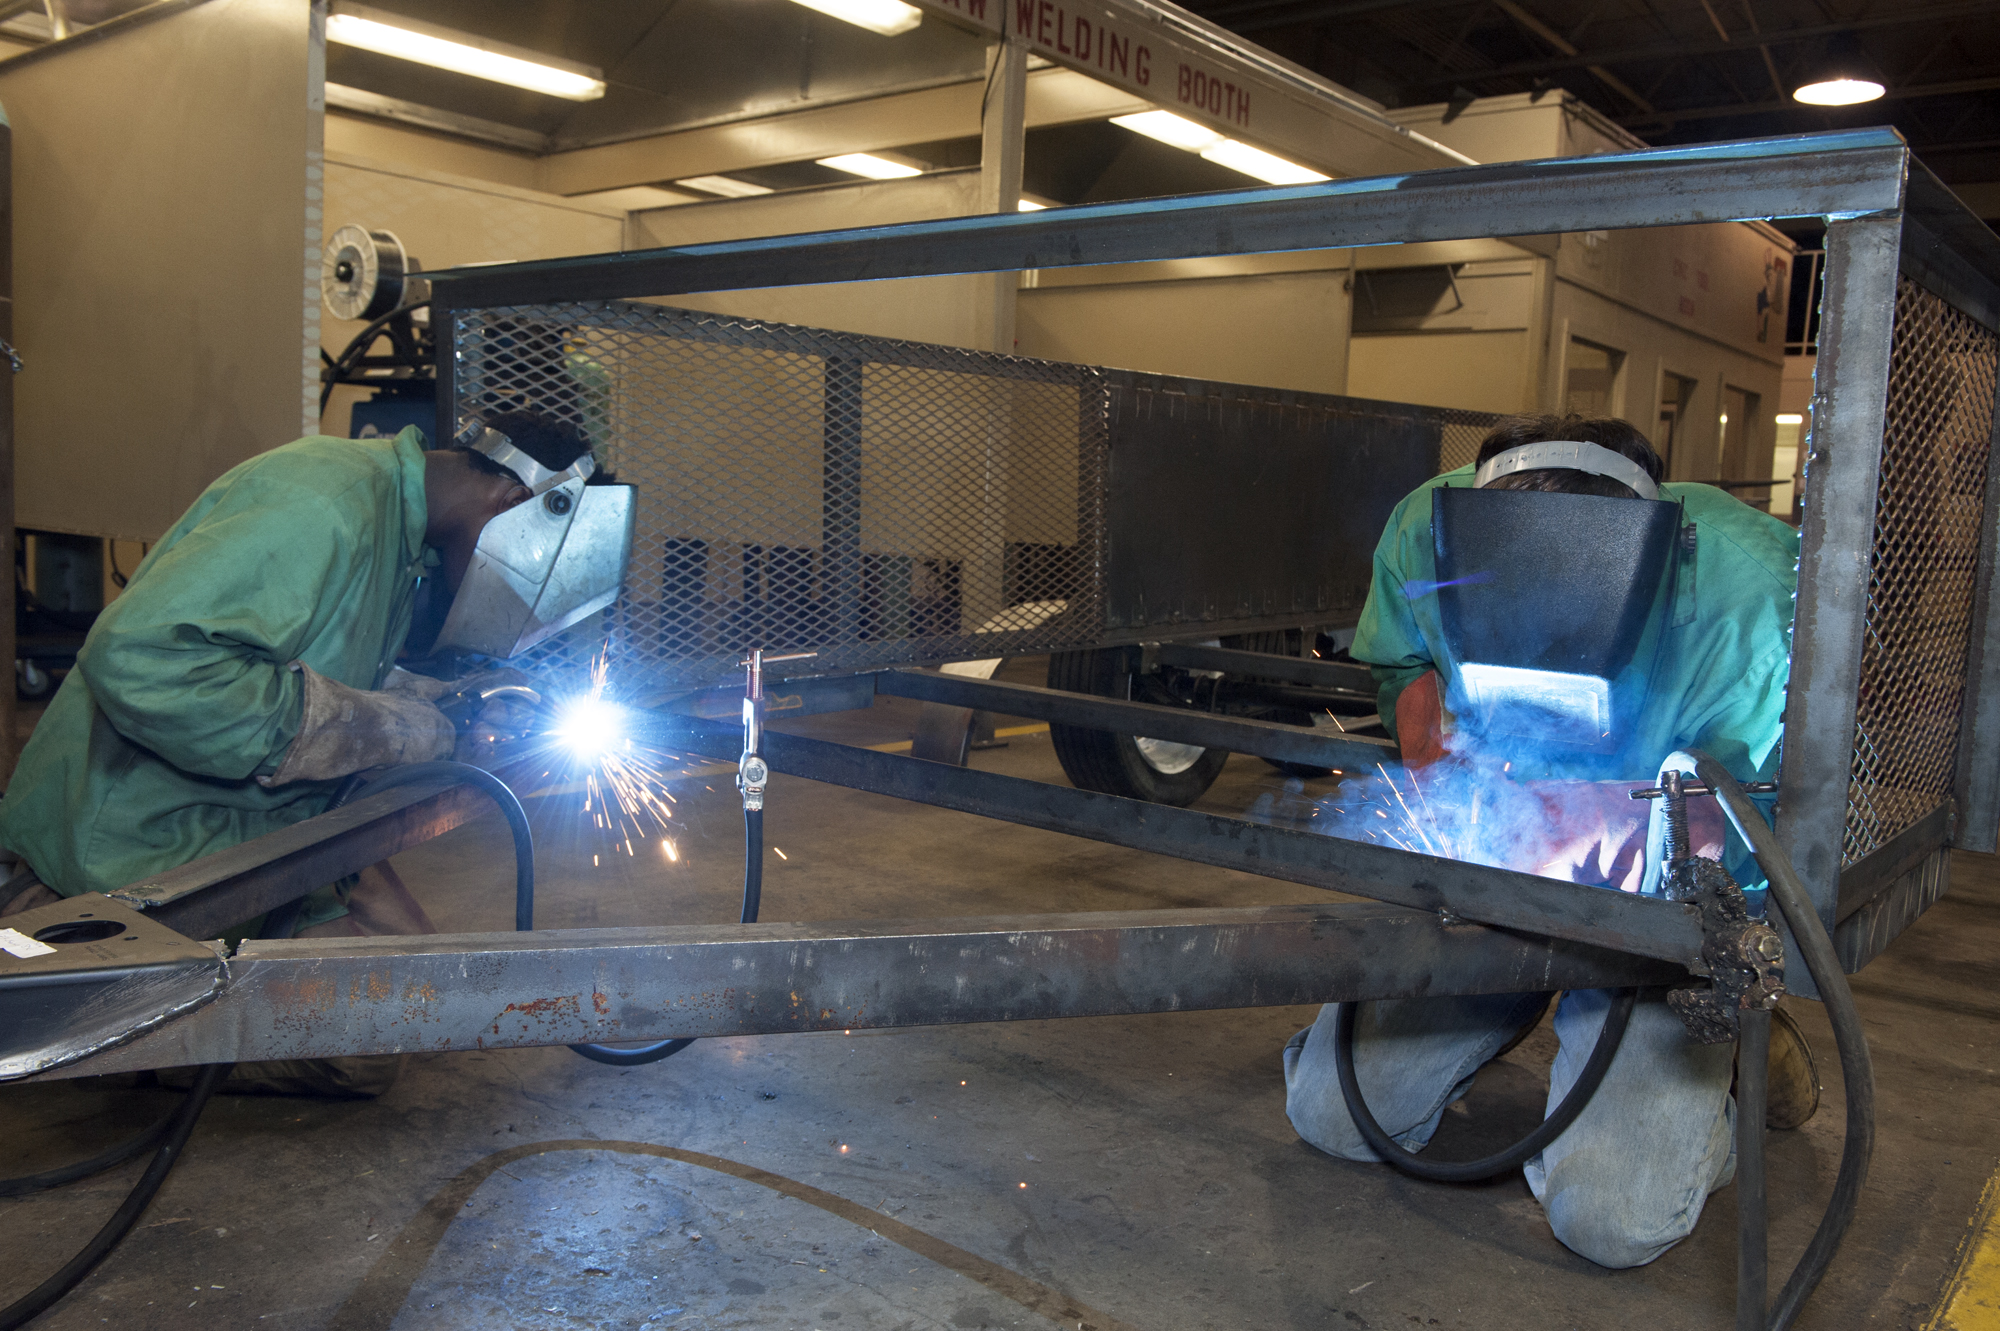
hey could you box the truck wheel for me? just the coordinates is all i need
[1046,647,1227,806]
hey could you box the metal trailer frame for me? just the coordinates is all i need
[1,120,1992,1061]
[3,124,1999,1327]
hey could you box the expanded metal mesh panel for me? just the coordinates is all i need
[1843,277,2000,862]
[1437,409,1501,474]
[451,302,1108,691]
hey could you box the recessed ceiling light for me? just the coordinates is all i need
[1016,199,1049,211]
[1776,413,1805,425]
[676,175,774,198]
[786,0,922,37]
[817,153,922,180]
[327,4,604,100]
[1792,77,1884,106]
[1110,110,1329,186]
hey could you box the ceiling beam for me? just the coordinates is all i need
[1620,75,2000,129]
[1395,0,1994,89]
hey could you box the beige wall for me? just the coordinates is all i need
[1348,331,1530,414]
[325,112,540,192]
[0,0,317,540]
[630,171,998,351]
[1016,260,1352,394]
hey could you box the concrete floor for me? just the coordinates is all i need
[2,665,1997,1330]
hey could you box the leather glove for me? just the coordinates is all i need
[260,662,456,786]
[1521,779,1725,893]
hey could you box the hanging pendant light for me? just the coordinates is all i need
[1793,33,1884,107]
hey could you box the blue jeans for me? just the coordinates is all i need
[1282,988,1737,1268]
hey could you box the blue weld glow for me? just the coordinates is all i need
[552,695,628,763]
[1401,570,1494,599]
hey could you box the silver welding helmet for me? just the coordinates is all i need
[1431,440,1681,752]
[434,421,637,660]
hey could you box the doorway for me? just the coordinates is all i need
[1657,372,1697,476]
[1565,339,1624,416]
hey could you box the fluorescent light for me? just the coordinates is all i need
[1793,78,1884,106]
[1199,140,1330,185]
[1111,110,1223,153]
[1110,110,1329,186]
[1775,413,1804,426]
[1016,199,1049,211]
[327,7,604,100]
[817,153,922,180]
[786,0,922,36]
[676,175,773,198]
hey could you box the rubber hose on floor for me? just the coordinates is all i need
[568,806,765,1066]
[1690,752,1874,1331]
[0,1064,227,1331]
[1332,986,1638,1183]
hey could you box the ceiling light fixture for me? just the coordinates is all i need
[817,153,922,180]
[1775,413,1805,425]
[1110,111,1329,186]
[676,175,774,198]
[327,4,605,100]
[1016,199,1049,211]
[1793,33,1884,107]
[1792,77,1884,106]
[786,0,922,37]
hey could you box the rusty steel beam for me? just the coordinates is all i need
[110,778,489,940]
[28,903,1687,1077]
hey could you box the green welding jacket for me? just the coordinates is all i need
[0,430,431,909]
[1352,464,1800,786]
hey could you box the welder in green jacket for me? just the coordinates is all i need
[0,412,592,1089]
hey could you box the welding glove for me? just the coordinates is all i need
[259,662,456,786]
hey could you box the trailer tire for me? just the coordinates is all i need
[1046,648,1227,806]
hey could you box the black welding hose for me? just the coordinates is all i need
[0,1064,227,1331]
[568,805,766,1066]
[327,762,535,930]
[0,763,536,1327]
[1332,986,1638,1183]
[1690,751,1874,1331]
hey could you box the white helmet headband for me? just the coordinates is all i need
[454,420,595,497]
[1472,439,1660,501]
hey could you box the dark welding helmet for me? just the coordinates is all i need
[1432,440,1681,751]
[434,419,636,659]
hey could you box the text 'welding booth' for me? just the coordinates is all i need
[4,127,2000,1330]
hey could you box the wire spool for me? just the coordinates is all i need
[321,224,409,322]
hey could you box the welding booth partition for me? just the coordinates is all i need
[427,129,2000,997]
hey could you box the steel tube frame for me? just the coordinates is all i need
[873,669,1394,770]
[424,133,1910,308]
[651,716,1708,966]
[27,903,1685,1077]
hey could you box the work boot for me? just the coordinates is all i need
[1763,1002,1821,1130]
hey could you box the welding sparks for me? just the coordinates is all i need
[517,647,690,866]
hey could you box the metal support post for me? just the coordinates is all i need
[1776,212,1903,941]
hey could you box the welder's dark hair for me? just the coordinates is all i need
[1474,414,1664,499]
[457,408,594,484]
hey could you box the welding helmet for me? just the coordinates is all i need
[434,419,637,660]
[1432,440,1681,752]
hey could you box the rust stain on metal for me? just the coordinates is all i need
[592,990,609,1015]
[490,993,582,1037]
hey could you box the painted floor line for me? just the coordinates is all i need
[1928,1167,2000,1329]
